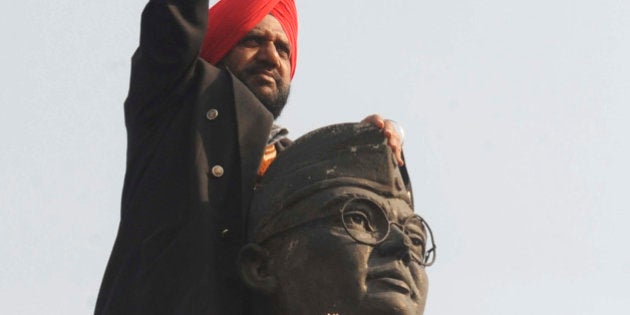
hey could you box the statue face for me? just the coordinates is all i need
[262,188,430,315]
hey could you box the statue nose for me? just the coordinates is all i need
[376,225,412,265]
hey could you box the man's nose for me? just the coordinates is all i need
[255,41,281,67]
[376,225,412,265]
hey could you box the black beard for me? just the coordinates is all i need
[220,63,290,119]
[253,84,290,119]
[236,65,290,119]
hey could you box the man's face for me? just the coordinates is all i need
[266,189,429,315]
[220,15,292,118]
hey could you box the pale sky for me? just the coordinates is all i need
[1,1,629,314]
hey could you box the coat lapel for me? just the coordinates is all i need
[230,73,274,228]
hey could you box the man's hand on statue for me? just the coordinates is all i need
[361,114,405,167]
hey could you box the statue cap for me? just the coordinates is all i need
[248,123,413,243]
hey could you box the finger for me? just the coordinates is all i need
[383,120,405,166]
[387,134,404,166]
[394,147,404,166]
[383,120,402,145]
[361,114,385,129]
[383,120,404,141]
[383,120,395,135]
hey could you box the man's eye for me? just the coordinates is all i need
[240,37,260,47]
[344,211,374,232]
[276,45,290,58]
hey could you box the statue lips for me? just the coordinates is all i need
[367,265,419,300]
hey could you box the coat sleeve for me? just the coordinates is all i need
[96,2,222,313]
[124,0,211,128]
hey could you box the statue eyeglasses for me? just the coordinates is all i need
[257,195,436,268]
[340,197,436,267]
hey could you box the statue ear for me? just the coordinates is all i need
[238,243,278,294]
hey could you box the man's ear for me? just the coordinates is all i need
[238,243,278,294]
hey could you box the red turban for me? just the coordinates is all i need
[200,0,299,79]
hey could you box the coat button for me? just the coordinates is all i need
[211,165,224,177]
[220,228,230,239]
[206,109,219,120]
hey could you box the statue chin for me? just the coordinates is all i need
[359,292,425,315]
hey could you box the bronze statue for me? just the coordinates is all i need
[239,123,436,315]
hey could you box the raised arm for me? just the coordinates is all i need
[125,0,211,126]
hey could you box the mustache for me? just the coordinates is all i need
[243,64,281,81]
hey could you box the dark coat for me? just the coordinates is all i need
[95,0,276,314]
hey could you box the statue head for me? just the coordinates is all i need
[239,123,436,315]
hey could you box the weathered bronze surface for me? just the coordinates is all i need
[240,123,436,315]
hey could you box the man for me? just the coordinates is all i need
[96,0,403,314]
[240,123,436,315]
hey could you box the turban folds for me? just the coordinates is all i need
[200,0,299,78]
